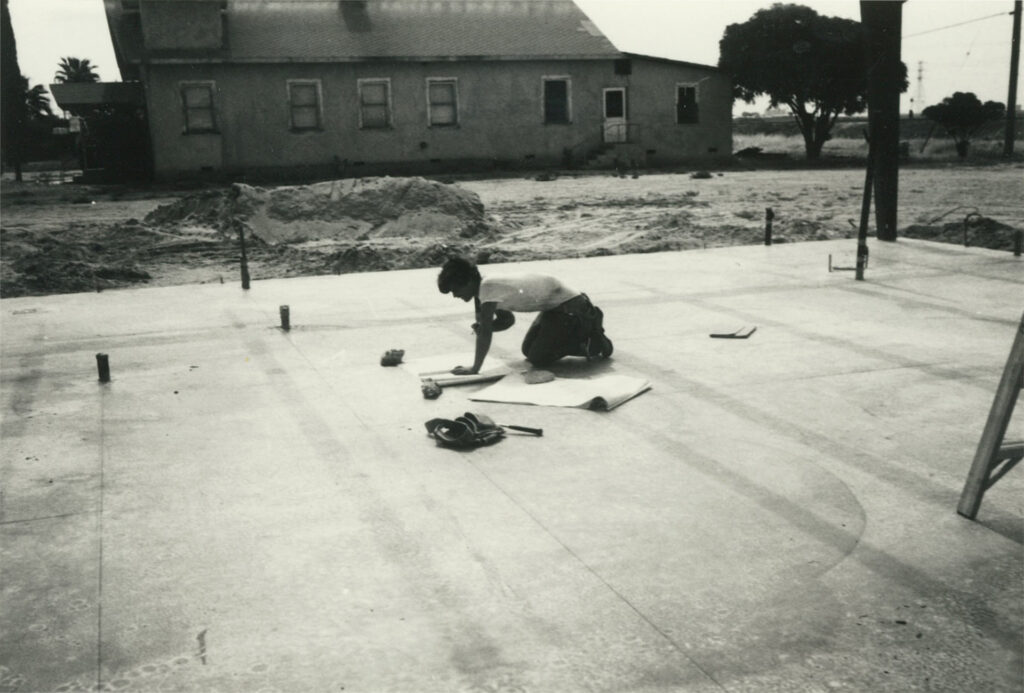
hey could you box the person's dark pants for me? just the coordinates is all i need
[521,294,602,366]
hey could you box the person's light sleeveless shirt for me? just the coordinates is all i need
[478,274,578,312]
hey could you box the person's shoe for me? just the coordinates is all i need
[585,333,613,360]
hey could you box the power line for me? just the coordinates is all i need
[903,11,1011,39]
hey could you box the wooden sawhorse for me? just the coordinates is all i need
[957,312,1024,520]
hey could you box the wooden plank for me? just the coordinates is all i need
[957,313,1024,519]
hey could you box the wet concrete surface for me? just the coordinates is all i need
[1,239,1021,692]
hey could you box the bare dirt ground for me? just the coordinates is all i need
[1,163,1021,298]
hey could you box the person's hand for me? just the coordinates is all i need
[451,365,478,376]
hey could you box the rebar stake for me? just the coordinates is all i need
[280,305,290,331]
[239,225,251,290]
[96,353,110,383]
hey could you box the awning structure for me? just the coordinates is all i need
[49,82,145,110]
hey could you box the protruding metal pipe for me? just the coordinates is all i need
[280,305,290,331]
[96,353,110,383]
[764,207,774,246]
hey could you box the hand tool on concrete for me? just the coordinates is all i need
[709,326,757,339]
[421,379,443,399]
[380,348,405,366]
[463,412,543,436]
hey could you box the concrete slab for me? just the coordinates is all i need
[1,238,1021,692]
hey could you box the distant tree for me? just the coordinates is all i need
[922,92,1005,159]
[21,76,53,121]
[1,0,26,180]
[718,3,907,160]
[54,56,100,84]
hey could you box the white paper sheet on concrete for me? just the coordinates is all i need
[469,372,651,411]
[401,354,512,387]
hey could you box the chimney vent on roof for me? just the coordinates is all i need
[341,0,371,32]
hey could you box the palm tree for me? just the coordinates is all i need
[21,76,52,120]
[53,56,99,84]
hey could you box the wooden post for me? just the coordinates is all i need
[1004,0,1021,158]
[860,1,904,242]
[957,312,1024,519]
[856,135,874,281]
[229,184,251,290]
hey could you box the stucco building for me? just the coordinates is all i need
[98,0,732,181]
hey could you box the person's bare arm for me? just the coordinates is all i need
[453,301,496,375]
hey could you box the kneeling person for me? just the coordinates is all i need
[437,257,612,374]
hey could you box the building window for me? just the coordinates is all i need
[543,77,571,124]
[358,78,391,129]
[181,82,217,133]
[677,84,699,124]
[288,80,322,131]
[427,78,458,127]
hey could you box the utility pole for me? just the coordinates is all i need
[860,1,905,242]
[912,61,925,118]
[1005,0,1022,158]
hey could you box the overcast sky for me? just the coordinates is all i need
[8,0,1020,115]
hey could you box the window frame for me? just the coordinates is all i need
[287,79,323,132]
[180,81,218,134]
[357,77,393,130]
[542,75,572,125]
[676,82,700,125]
[426,77,459,128]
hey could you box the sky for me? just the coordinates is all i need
[8,0,1021,116]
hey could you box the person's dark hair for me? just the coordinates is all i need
[437,256,480,294]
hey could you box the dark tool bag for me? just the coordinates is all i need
[425,415,505,449]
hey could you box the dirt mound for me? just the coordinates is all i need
[905,215,1015,251]
[0,223,155,297]
[143,177,493,245]
[903,215,1019,251]
[142,189,233,230]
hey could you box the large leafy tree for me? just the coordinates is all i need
[54,56,101,84]
[922,92,1005,159]
[719,3,907,160]
[1,0,26,180]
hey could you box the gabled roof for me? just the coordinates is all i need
[106,0,623,73]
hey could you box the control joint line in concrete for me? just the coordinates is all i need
[236,324,515,674]
[262,313,725,685]
[606,277,1016,329]
[687,297,1006,394]
[0,510,96,526]
[94,386,109,693]
[465,460,729,692]
[616,349,956,511]
[833,280,1022,327]
[887,250,1024,281]
[621,413,1024,654]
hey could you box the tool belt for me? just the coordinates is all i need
[554,293,605,349]
[425,413,505,449]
